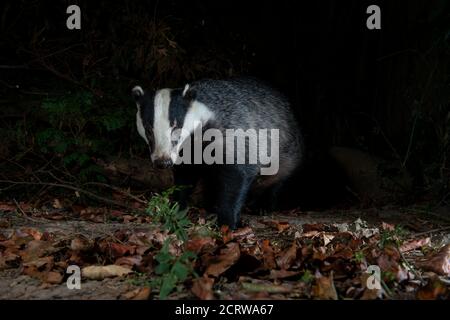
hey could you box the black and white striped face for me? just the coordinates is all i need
[132,85,214,168]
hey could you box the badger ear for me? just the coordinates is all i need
[182,84,196,101]
[131,86,144,103]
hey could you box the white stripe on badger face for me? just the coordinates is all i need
[171,100,215,163]
[136,106,148,144]
[152,89,172,162]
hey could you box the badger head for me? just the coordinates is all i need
[132,84,214,169]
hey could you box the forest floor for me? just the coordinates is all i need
[0,203,450,300]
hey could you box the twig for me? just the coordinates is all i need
[83,182,147,204]
[413,226,450,237]
[12,198,41,223]
[380,280,393,299]
[398,249,424,284]
[40,170,146,205]
[401,113,418,168]
[0,65,28,69]
[1,180,129,208]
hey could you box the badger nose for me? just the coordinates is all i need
[154,158,173,169]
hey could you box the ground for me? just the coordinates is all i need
[0,204,449,300]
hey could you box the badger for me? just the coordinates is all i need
[132,78,303,229]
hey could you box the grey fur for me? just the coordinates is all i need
[186,78,303,183]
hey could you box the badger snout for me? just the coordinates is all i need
[153,158,173,169]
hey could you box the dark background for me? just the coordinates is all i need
[0,0,449,210]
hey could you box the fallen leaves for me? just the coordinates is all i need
[276,242,297,270]
[82,265,132,280]
[0,205,449,300]
[121,287,151,300]
[375,245,410,282]
[416,244,450,276]
[205,242,241,277]
[261,239,276,269]
[191,276,214,300]
[186,237,216,254]
[312,271,338,300]
[70,237,94,252]
[262,220,291,233]
[399,237,431,253]
[416,275,449,300]
[0,201,32,212]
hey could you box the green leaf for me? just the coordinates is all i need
[159,273,178,299]
[172,261,189,281]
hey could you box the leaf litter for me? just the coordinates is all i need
[0,201,449,300]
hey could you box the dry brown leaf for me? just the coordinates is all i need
[302,230,320,238]
[331,247,354,260]
[231,226,254,240]
[205,242,240,277]
[132,287,151,300]
[416,276,448,300]
[374,245,409,282]
[261,239,276,270]
[82,265,132,280]
[0,202,16,212]
[109,242,135,258]
[313,271,338,300]
[45,271,63,284]
[322,233,335,246]
[312,246,327,261]
[263,220,290,233]
[220,225,232,243]
[20,240,55,262]
[122,215,136,223]
[303,223,327,232]
[276,242,297,270]
[22,265,42,279]
[115,255,143,268]
[186,237,216,254]
[52,199,63,209]
[268,269,300,279]
[399,237,431,253]
[122,287,151,300]
[191,276,214,300]
[360,287,382,300]
[416,244,450,276]
[3,251,20,263]
[381,222,395,231]
[21,228,43,241]
[70,237,94,252]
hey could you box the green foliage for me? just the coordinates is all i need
[146,186,197,299]
[353,250,366,263]
[151,240,196,299]
[35,90,132,182]
[300,270,314,283]
[379,225,408,248]
[146,186,191,242]
[382,271,396,283]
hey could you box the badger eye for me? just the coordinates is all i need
[171,129,181,147]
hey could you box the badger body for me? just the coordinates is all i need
[132,78,303,229]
